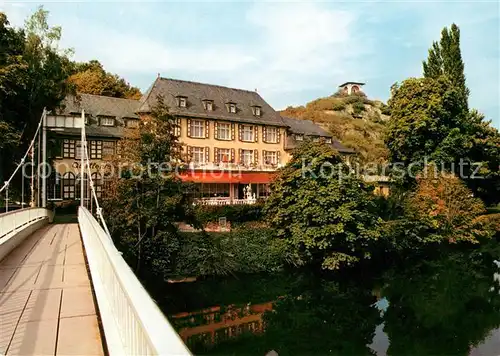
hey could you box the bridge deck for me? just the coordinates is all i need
[0,223,104,355]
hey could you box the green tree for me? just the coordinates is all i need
[423,23,469,109]
[264,141,381,270]
[0,8,72,186]
[386,76,465,168]
[103,96,195,281]
[68,59,141,99]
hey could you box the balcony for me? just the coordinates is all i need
[188,162,281,172]
[195,197,258,206]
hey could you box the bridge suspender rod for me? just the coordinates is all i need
[0,109,46,195]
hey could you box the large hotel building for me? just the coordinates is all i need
[45,77,356,205]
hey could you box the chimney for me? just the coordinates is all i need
[255,88,258,92]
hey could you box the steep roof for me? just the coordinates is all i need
[282,116,355,154]
[282,116,332,137]
[57,93,141,119]
[338,81,365,87]
[138,77,286,127]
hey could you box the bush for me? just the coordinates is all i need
[352,101,366,114]
[194,203,264,224]
[332,101,346,111]
[175,226,287,276]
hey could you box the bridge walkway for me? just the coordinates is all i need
[0,223,104,355]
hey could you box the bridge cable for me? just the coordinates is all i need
[0,109,46,195]
[81,113,112,238]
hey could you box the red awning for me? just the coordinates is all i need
[179,171,275,184]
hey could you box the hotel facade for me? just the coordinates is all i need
[45,77,354,205]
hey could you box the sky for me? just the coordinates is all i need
[1,1,499,128]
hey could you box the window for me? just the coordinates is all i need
[62,172,75,199]
[265,127,278,143]
[264,151,277,165]
[179,97,187,108]
[127,119,139,128]
[218,123,231,140]
[312,137,320,142]
[242,125,254,141]
[258,183,271,198]
[295,134,304,141]
[75,140,84,159]
[91,173,102,198]
[101,117,114,126]
[63,139,75,158]
[241,149,253,166]
[325,138,332,144]
[103,141,115,157]
[90,140,102,159]
[190,120,204,138]
[252,106,261,116]
[229,103,236,113]
[192,147,205,163]
[199,183,230,198]
[203,100,213,111]
[217,148,231,163]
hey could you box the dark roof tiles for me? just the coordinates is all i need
[138,77,286,127]
[57,93,141,119]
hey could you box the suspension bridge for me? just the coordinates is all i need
[0,111,190,355]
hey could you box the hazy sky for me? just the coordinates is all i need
[1,1,499,128]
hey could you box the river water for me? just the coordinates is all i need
[160,248,500,355]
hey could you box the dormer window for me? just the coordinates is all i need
[226,102,237,113]
[203,100,214,111]
[325,138,332,144]
[100,117,114,126]
[252,105,261,116]
[176,96,187,108]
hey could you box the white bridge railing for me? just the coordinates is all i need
[78,207,191,356]
[0,208,51,240]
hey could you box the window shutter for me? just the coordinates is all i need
[205,147,210,163]
[231,148,235,163]
[263,150,267,163]
[187,146,193,161]
[238,148,243,164]
[175,118,181,137]
[187,119,192,137]
[205,121,209,138]
[277,128,281,143]
[277,151,281,164]
[263,126,267,143]
[254,126,258,142]
[214,147,220,163]
[214,122,219,139]
[254,150,258,165]
[231,123,235,140]
[238,124,243,141]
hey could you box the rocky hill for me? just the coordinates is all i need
[281,92,390,165]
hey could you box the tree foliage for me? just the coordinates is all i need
[264,141,381,270]
[423,23,469,109]
[0,8,73,185]
[387,23,500,204]
[103,97,195,280]
[68,59,141,99]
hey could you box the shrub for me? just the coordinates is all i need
[352,101,366,114]
[194,203,264,224]
[332,101,346,111]
[175,226,287,276]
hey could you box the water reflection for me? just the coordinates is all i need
[166,250,500,355]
